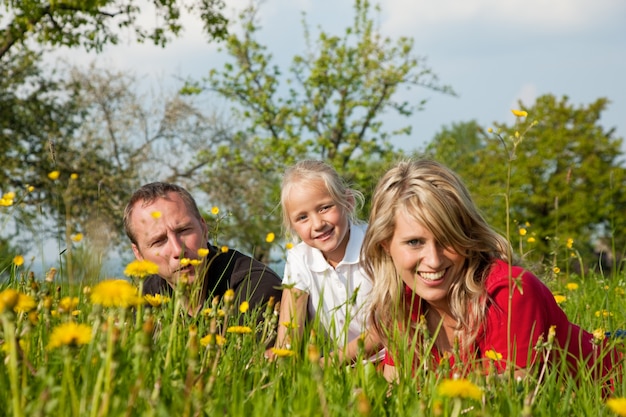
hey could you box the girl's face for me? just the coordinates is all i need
[284,180,351,267]
[383,209,465,315]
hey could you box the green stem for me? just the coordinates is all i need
[1,315,24,417]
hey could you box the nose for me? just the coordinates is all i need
[168,234,185,259]
[311,213,325,231]
[421,242,443,269]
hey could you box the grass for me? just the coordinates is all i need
[0,259,625,417]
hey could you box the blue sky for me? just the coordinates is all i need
[63,0,626,151]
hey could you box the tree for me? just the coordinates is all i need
[189,0,454,261]
[426,95,626,272]
[0,0,227,60]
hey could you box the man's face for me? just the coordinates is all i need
[130,192,208,286]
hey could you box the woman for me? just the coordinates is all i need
[362,159,618,384]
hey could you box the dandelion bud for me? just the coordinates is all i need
[45,267,57,283]
[307,344,321,363]
[223,289,235,306]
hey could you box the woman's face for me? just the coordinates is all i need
[383,209,466,314]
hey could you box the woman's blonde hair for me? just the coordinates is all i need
[280,160,364,238]
[362,159,511,351]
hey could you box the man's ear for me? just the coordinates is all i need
[131,244,143,261]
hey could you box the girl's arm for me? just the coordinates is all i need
[271,287,309,351]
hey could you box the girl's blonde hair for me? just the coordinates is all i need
[280,160,364,238]
[362,159,512,351]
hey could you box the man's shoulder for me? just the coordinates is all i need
[208,246,281,284]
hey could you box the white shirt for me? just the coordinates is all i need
[283,222,372,347]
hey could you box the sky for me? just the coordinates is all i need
[60,0,626,152]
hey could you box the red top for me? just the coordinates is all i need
[384,259,616,379]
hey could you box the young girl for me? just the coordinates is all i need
[362,159,620,384]
[271,160,380,362]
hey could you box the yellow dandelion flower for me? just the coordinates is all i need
[47,322,92,350]
[271,347,295,357]
[285,242,294,250]
[525,221,530,227]
[124,259,159,279]
[566,238,574,249]
[566,282,579,291]
[48,171,60,180]
[1,192,15,206]
[220,245,229,253]
[553,294,566,304]
[70,173,78,180]
[511,109,528,118]
[90,279,143,308]
[595,310,613,318]
[487,127,493,133]
[282,321,299,329]
[58,297,80,313]
[615,287,625,296]
[437,378,482,401]
[144,294,170,307]
[266,232,275,243]
[519,228,527,236]
[226,326,253,334]
[201,308,212,316]
[151,211,161,219]
[179,258,191,267]
[239,301,249,313]
[197,248,209,257]
[211,206,219,215]
[0,289,35,314]
[71,233,83,242]
[484,349,503,361]
[13,255,24,266]
[27,185,34,192]
[527,237,536,243]
[200,334,226,347]
[553,267,560,274]
[189,259,202,266]
[606,397,626,417]
[593,328,606,343]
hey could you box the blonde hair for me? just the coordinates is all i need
[362,159,511,351]
[280,160,364,238]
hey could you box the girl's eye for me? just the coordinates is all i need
[319,204,333,213]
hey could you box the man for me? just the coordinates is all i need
[123,182,282,316]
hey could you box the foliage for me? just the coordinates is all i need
[0,0,228,60]
[425,95,626,273]
[189,0,454,259]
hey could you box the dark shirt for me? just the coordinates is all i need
[142,245,282,313]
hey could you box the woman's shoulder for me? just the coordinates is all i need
[485,259,544,292]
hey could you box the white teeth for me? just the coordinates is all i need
[419,271,445,281]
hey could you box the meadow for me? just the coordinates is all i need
[0,232,625,417]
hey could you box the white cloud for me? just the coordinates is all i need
[382,0,626,35]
